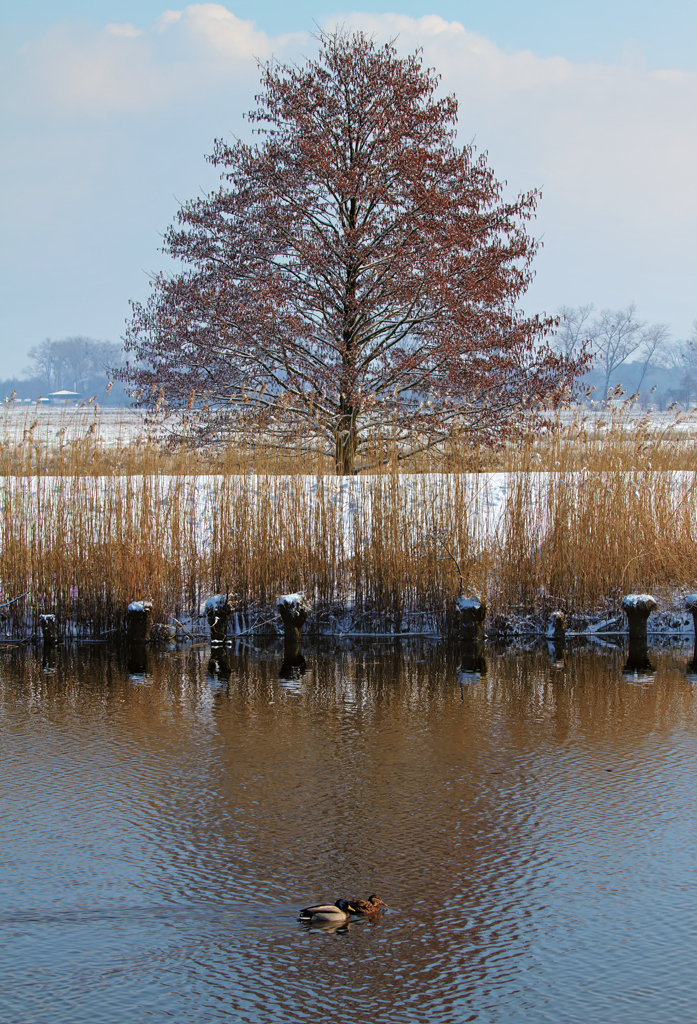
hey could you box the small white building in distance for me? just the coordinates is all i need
[48,390,82,404]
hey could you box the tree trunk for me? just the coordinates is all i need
[335,404,358,475]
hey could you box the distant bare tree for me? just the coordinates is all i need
[587,304,646,401]
[664,319,697,407]
[25,337,122,394]
[634,322,671,394]
[553,304,594,360]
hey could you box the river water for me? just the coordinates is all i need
[2,640,697,1023]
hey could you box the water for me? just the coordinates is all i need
[2,640,697,1023]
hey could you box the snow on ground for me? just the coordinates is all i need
[0,406,151,445]
[4,404,697,450]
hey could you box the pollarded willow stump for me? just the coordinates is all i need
[127,600,153,643]
[205,595,232,643]
[621,593,657,673]
[546,611,566,665]
[685,594,697,674]
[456,596,487,641]
[277,593,311,655]
[621,594,657,644]
[546,611,566,641]
[39,613,58,646]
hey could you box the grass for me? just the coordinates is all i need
[1,401,697,637]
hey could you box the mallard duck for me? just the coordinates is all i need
[298,899,354,923]
[348,895,388,915]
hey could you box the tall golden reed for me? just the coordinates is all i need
[0,402,696,635]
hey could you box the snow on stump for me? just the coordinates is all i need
[457,595,487,640]
[127,600,153,643]
[39,613,58,646]
[277,593,311,649]
[546,611,566,640]
[205,595,232,643]
[621,594,656,674]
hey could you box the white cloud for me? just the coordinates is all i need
[330,13,697,320]
[179,3,274,58]
[15,4,305,115]
[104,24,143,38]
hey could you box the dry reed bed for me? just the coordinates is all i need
[1,464,697,636]
[2,403,697,636]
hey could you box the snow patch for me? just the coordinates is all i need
[277,593,308,609]
[621,594,657,610]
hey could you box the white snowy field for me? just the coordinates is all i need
[0,406,151,445]
[3,404,697,450]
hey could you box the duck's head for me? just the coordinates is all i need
[367,895,388,908]
[335,899,354,913]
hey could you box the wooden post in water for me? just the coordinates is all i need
[685,594,697,642]
[277,593,311,677]
[547,611,566,641]
[127,601,153,643]
[39,613,58,646]
[685,594,697,674]
[456,596,487,641]
[205,595,232,643]
[547,611,566,664]
[457,596,487,694]
[621,594,656,674]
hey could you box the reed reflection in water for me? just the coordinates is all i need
[1,641,697,1023]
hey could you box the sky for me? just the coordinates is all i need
[1,1,696,376]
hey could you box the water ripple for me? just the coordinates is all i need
[1,645,697,1022]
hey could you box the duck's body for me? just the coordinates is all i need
[298,899,354,924]
[349,895,388,916]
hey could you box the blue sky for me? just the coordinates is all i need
[1,2,696,375]
[7,0,697,67]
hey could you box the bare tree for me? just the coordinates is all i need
[588,304,646,401]
[122,30,585,474]
[553,304,594,360]
[25,337,122,394]
[634,322,671,394]
[663,319,697,407]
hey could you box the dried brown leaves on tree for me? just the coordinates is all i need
[122,29,586,473]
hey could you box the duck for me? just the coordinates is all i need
[298,899,355,924]
[348,894,388,915]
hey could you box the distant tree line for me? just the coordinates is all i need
[0,337,127,407]
[553,304,697,408]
